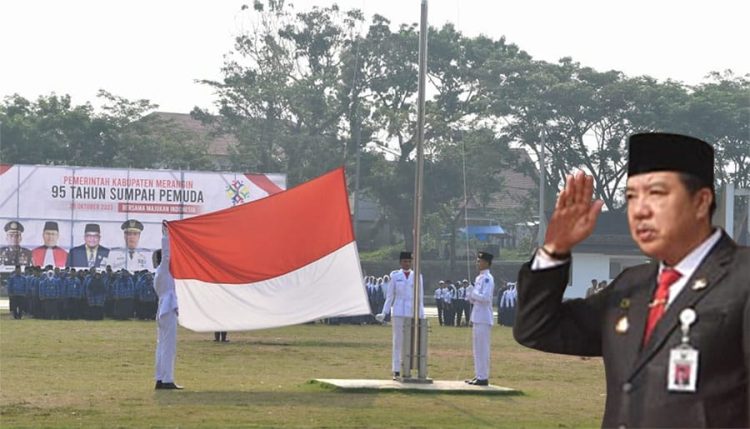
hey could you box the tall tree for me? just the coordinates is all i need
[196,0,364,185]
[678,71,750,188]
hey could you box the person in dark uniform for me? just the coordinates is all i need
[455,281,466,327]
[27,266,42,318]
[213,332,229,342]
[112,269,135,320]
[0,221,32,266]
[513,133,749,428]
[7,265,28,319]
[66,223,110,268]
[84,269,106,320]
[39,268,62,319]
[434,280,445,326]
[135,270,158,320]
[63,268,84,319]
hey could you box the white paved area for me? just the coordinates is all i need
[313,378,520,395]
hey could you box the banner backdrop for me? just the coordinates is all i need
[0,164,285,270]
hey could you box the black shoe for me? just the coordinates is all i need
[155,380,163,389]
[392,372,400,380]
[469,379,488,386]
[156,382,184,390]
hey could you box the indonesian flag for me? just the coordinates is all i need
[168,167,371,332]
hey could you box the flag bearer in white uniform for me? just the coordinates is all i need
[376,251,425,379]
[467,251,495,386]
[153,221,183,390]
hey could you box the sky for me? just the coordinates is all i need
[1,0,748,114]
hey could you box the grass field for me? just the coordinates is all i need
[0,312,605,428]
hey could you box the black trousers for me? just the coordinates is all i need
[113,298,134,320]
[88,306,104,320]
[9,295,26,319]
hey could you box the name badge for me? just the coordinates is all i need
[668,308,699,392]
[667,347,698,392]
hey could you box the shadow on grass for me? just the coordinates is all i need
[217,339,380,349]
[154,389,378,407]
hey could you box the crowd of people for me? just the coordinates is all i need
[433,279,473,327]
[5,264,157,321]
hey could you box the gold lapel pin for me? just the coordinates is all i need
[691,278,708,290]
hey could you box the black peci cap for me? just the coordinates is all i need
[628,133,714,190]
[84,224,101,234]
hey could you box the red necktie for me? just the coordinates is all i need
[643,268,682,345]
[403,270,410,279]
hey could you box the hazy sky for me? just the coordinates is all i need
[2,0,748,113]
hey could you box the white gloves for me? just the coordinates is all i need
[375,313,385,322]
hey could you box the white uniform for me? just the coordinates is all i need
[469,268,494,380]
[109,247,153,272]
[154,235,178,384]
[379,269,425,373]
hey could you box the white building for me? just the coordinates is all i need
[566,211,650,299]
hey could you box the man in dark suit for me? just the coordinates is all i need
[514,133,748,428]
[66,223,110,268]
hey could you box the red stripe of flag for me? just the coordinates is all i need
[168,167,353,284]
[245,173,284,195]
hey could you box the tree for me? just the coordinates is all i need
[196,0,364,185]
[0,91,215,170]
[678,71,750,188]
[0,93,111,166]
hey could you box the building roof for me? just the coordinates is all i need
[575,210,642,255]
[146,112,238,158]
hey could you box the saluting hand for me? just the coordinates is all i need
[543,171,604,255]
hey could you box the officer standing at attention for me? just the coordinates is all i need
[8,265,28,319]
[466,251,495,386]
[443,281,454,326]
[153,221,183,390]
[455,280,466,327]
[434,280,444,326]
[513,133,749,428]
[376,251,425,379]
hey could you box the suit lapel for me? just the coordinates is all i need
[619,264,658,370]
[629,234,735,377]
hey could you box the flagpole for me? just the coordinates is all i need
[409,0,429,381]
[537,129,547,246]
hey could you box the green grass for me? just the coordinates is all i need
[0,312,605,428]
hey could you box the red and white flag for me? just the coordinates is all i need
[168,167,370,332]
